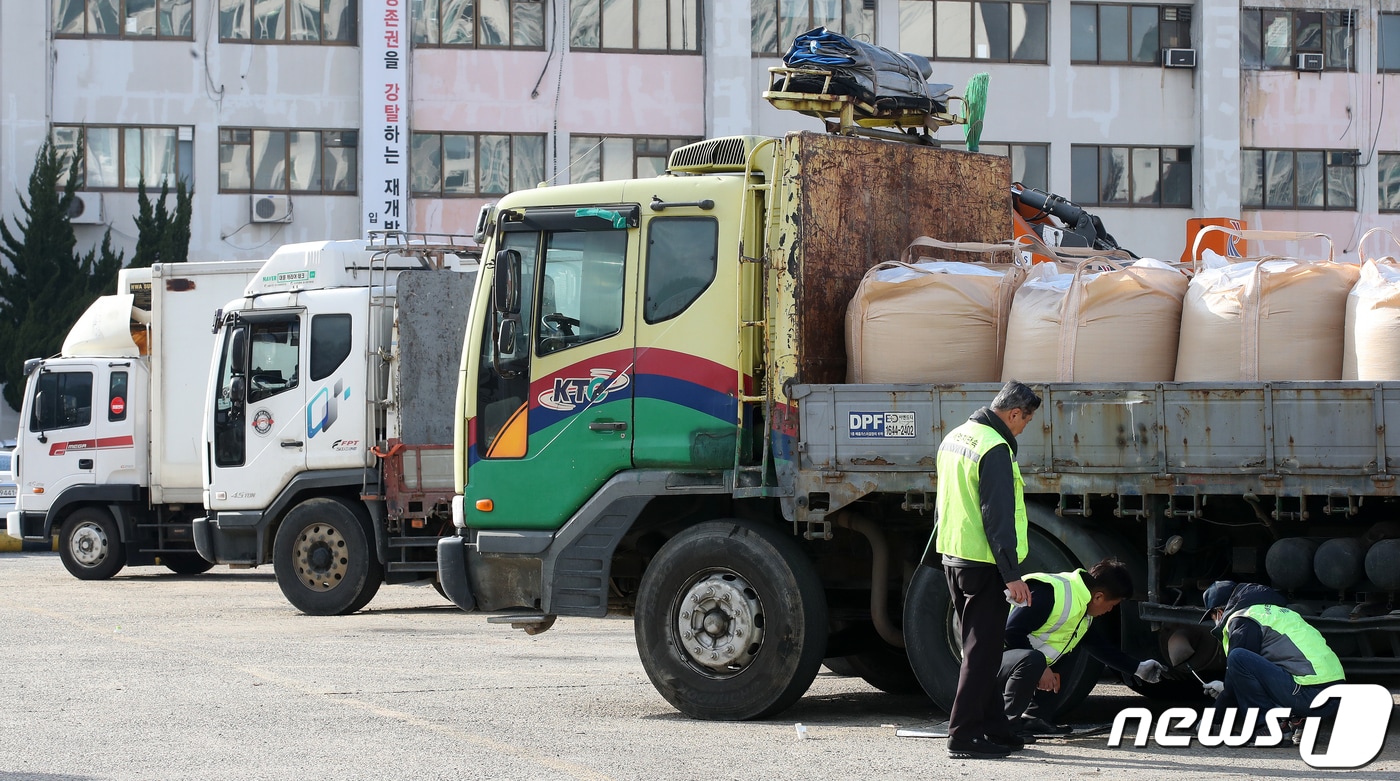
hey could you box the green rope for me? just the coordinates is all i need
[961,73,990,152]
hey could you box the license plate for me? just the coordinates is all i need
[0,488,16,497]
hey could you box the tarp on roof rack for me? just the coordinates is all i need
[779,27,950,113]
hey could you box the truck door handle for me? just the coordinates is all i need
[588,421,627,432]
[281,440,304,448]
[78,459,93,470]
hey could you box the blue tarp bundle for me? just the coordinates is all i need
[779,28,951,112]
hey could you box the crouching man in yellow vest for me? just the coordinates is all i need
[999,559,1168,736]
[1199,579,1345,742]
[927,380,1040,759]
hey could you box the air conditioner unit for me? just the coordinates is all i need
[68,192,104,224]
[1296,53,1324,72]
[251,194,292,223]
[1163,48,1197,68]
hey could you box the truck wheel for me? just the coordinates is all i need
[273,497,382,616]
[59,507,125,580]
[162,553,215,575]
[634,519,828,720]
[903,525,1104,720]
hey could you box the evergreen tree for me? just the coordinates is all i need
[0,137,124,410]
[131,176,191,268]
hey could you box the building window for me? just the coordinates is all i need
[1240,8,1355,71]
[1070,145,1191,207]
[754,0,874,56]
[1381,14,1400,72]
[571,0,699,52]
[411,0,544,48]
[1069,4,1190,65]
[52,125,193,191]
[409,132,545,196]
[568,136,700,182]
[54,0,193,38]
[1380,153,1400,213]
[979,143,1048,192]
[219,128,358,194]
[899,0,1046,63]
[1241,149,1357,210]
[219,0,357,43]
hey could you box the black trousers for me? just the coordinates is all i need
[945,564,1013,741]
[999,647,1050,721]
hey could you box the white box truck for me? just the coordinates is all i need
[6,261,264,579]
[196,237,477,615]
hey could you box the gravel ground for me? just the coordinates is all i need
[1,552,1396,781]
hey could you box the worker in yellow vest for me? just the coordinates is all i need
[925,379,1040,759]
[999,559,1167,737]
[1199,580,1345,741]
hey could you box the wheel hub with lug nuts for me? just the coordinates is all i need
[70,522,108,567]
[675,571,765,676]
[294,524,347,592]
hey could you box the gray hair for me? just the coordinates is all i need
[991,380,1041,414]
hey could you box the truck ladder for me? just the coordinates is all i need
[732,140,781,498]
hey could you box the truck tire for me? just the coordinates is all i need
[634,519,828,720]
[273,497,383,616]
[903,525,1104,720]
[162,553,215,575]
[58,507,126,581]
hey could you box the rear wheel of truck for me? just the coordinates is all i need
[634,519,828,721]
[903,525,1104,720]
[273,497,383,616]
[162,553,215,575]
[58,507,125,580]
[841,640,924,695]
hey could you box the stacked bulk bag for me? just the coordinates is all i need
[1175,229,1359,381]
[845,238,1026,383]
[1000,253,1189,382]
[1344,228,1400,380]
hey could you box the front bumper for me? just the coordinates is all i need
[436,536,477,612]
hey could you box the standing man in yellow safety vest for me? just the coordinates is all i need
[999,559,1168,737]
[1199,580,1345,742]
[928,379,1041,759]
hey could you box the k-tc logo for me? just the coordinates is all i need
[538,369,630,412]
[307,380,351,439]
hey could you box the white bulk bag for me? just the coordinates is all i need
[1344,228,1400,380]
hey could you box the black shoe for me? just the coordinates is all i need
[1016,717,1073,736]
[984,733,1029,751]
[947,736,1013,759]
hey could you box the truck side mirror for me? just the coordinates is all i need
[229,375,246,405]
[493,249,521,315]
[496,317,518,356]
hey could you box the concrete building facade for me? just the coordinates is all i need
[1,0,1397,267]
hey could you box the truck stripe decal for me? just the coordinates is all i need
[49,435,136,457]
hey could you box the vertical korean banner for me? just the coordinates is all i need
[362,0,407,238]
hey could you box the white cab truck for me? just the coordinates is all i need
[7,261,264,579]
[196,237,477,616]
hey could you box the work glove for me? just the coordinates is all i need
[1203,680,1224,699]
[1135,659,1167,684]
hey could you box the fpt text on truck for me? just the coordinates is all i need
[439,130,1400,721]
[7,261,263,579]
[197,238,477,616]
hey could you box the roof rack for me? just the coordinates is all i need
[762,66,966,144]
[367,230,481,270]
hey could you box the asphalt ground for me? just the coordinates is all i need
[1,551,1397,781]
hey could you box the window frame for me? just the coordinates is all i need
[570,0,701,53]
[108,371,129,422]
[218,0,358,45]
[644,216,719,325]
[54,0,195,39]
[52,124,193,192]
[1241,147,1358,211]
[567,135,702,183]
[1380,13,1400,73]
[1380,152,1400,213]
[898,0,1049,64]
[218,127,359,195]
[411,0,545,50]
[30,371,94,433]
[1240,7,1356,71]
[977,142,1049,193]
[409,131,547,197]
[309,314,353,382]
[1069,3,1192,66]
[753,0,875,56]
[1070,144,1194,208]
